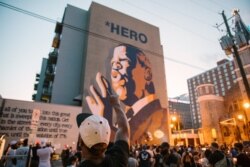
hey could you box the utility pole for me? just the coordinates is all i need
[221,10,250,101]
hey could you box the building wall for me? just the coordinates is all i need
[51,5,89,105]
[187,59,236,128]
[168,100,192,129]
[35,2,169,144]
[83,2,167,108]
[197,84,225,144]
[35,58,47,101]
[81,3,169,144]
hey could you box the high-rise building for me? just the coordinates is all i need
[168,94,192,130]
[33,2,169,144]
[187,59,237,128]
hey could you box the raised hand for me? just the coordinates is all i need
[85,72,113,125]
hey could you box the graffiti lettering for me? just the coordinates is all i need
[60,113,70,117]
[40,115,47,120]
[52,111,59,116]
[42,110,51,115]
[59,129,67,133]
[62,118,69,122]
[15,114,31,120]
[11,132,22,137]
[61,124,72,129]
[106,21,148,44]
[49,128,58,133]
[0,125,17,131]
[0,113,9,118]
[53,123,61,128]
[38,127,48,132]
[18,108,28,114]
[48,117,60,122]
[40,122,52,127]
[16,120,31,125]
[37,133,53,138]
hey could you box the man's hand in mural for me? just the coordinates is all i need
[85,72,114,125]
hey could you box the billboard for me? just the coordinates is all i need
[82,3,169,144]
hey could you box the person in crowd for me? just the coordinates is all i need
[181,149,195,167]
[37,140,54,167]
[61,145,70,167]
[66,155,78,167]
[31,142,41,167]
[16,138,30,167]
[169,147,181,167]
[138,145,152,167]
[208,142,227,167]
[76,94,130,166]
[160,142,170,167]
[153,146,162,167]
[199,149,212,167]
[128,150,139,167]
[74,145,82,165]
[5,140,18,167]
[234,142,250,167]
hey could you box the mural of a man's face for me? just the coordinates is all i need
[110,45,151,106]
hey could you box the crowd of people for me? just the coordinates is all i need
[1,138,54,167]
[127,141,250,167]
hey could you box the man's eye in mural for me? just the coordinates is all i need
[111,61,122,70]
[111,59,130,70]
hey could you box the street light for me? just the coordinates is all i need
[237,114,244,120]
[243,102,250,109]
[237,113,249,140]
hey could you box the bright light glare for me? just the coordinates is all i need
[237,114,244,120]
[172,116,177,121]
[154,130,164,139]
[243,102,250,109]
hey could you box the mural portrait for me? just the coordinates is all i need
[85,44,168,144]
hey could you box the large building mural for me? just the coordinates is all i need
[31,2,169,145]
[82,3,169,144]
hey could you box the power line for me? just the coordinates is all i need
[209,0,232,12]
[0,1,206,71]
[121,0,216,43]
[151,0,213,27]
[189,0,219,14]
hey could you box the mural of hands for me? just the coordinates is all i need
[85,72,114,126]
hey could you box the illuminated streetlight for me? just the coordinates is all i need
[237,114,244,120]
[243,102,250,109]
[171,116,177,122]
[170,124,174,129]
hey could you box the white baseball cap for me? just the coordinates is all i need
[10,140,17,145]
[76,113,111,149]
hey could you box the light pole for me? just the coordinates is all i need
[220,10,250,101]
[243,102,250,140]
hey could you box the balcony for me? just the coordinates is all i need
[32,94,36,100]
[48,51,58,64]
[41,89,52,102]
[34,83,38,90]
